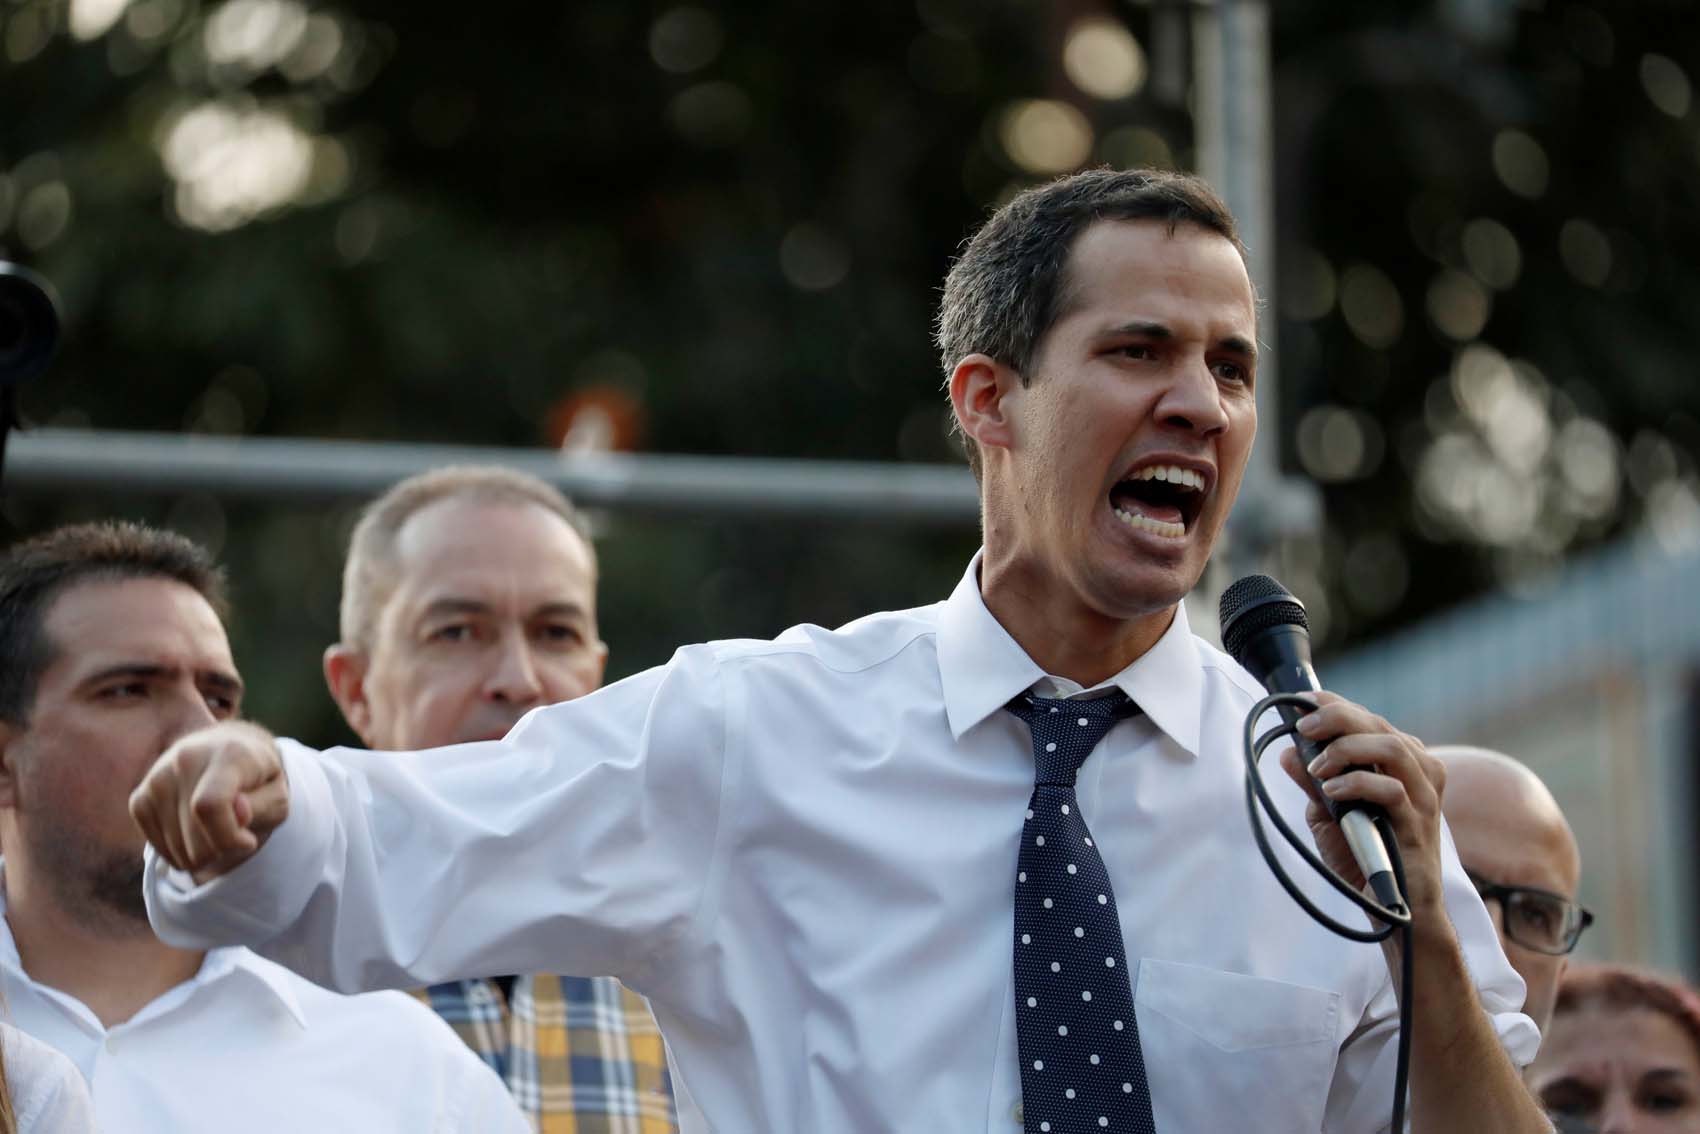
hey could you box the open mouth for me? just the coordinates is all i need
[1109,463,1208,540]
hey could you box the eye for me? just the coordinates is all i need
[428,623,475,643]
[204,693,238,716]
[1514,899,1558,935]
[1212,360,1251,385]
[1113,343,1157,362]
[536,623,583,645]
[1644,1088,1694,1112]
[1539,1083,1599,1119]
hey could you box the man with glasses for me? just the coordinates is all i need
[1436,745,1591,1037]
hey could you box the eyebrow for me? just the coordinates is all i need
[1105,320,1259,365]
[78,662,245,699]
[1643,1068,1695,1084]
[419,597,591,621]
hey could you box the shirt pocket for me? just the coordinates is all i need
[1134,958,1341,1132]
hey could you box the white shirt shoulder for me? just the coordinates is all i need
[715,601,945,673]
[238,954,527,1133]
[3,1024,97,1134]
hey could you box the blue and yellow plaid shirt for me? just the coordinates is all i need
[418,974,676,1134]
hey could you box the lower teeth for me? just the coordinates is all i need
[1114,507,1184,539]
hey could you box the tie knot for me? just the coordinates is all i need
[1005,691,1139,786]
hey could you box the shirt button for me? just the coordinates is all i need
[1012,1102,1024,1124]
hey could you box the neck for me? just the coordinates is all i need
[978,552,1175,688]
[4,865,204,1029]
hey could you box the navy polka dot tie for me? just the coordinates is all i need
[1007,691,1156,1134]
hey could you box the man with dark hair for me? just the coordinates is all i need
[326,466,676,1132]
[0,521,526,1132]
[934,166,1243,482]
[135,168,1549,1133]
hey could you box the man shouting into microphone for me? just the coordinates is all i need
[132,168,1551,1133]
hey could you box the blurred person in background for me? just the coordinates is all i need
[1435,745,1591,1036]
[1528,963,1700,1133]
[0,521,525,1133]
[321,466,676,1133]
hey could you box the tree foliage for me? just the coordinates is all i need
[1,0,1694,739]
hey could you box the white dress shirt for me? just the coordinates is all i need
[147,557,1538,1133]
[3,1023,96,1134]
[0,894,526,1133]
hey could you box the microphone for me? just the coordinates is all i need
[0,262,59,499]
[0,261,59,389]
[1219,574,1405,916]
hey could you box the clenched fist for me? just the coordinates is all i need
[129,720,291,885]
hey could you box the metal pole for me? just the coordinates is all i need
[2,427,982,526]
[1191,0,1319,577]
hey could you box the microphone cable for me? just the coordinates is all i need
[1243,690,1413,1133]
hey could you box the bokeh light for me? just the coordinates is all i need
[1559,218,1612,287]
[155,99,330,231]
[1296,404,1384,483]
[1281,247,1336,322]
[1491,129,1549,199]
[668,81,752,147]
[1640,53,1692,118]
[998,99,1093,174]
[1062,17,1145,101]
[1426,270,1491,341]
[1338,263,1403,349]
[1460,218,1521,290]
[779,224,851,291]
[70,0,133,41]
[649,7,724,75]
[1098,125,1172,171]
[203,0,309,73]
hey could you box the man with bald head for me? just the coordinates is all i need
[1436,745,1592,1037]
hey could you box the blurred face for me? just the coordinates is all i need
[1531,1005,1700,1133]
[0,578,241,932]
[1444,768,1581,1036]
[331,497,607,751]
[985,220,1258,627]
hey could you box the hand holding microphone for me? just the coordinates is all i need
[1221,575,1452,924]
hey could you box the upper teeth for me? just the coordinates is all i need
[1129,465,1205,492]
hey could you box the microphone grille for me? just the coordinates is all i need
[1218,574,1308,665]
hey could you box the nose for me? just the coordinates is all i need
[1155,356,1231,437]
[161,687,221,748]
[483,631,545,705]
[1595,1086,1636,1134]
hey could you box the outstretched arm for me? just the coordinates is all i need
[131,648,731,996]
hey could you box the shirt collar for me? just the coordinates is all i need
[0,862,308,1029]
[937,552,1204,759]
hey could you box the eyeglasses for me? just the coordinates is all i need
[1466,869,1594,956]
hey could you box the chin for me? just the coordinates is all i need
[1087,557,1199,621]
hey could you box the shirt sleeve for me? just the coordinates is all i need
[144,644,733,997]
[1322,821,1542,1134]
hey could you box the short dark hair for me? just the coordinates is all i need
[0,521,229,724]
[935,167,1245,479]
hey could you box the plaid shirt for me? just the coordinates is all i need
[417,974,676,1134]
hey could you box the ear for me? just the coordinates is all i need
[323,644,377,745]
[948,353,1021,460]
[588,638,609,691]
[0,721,21,811]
